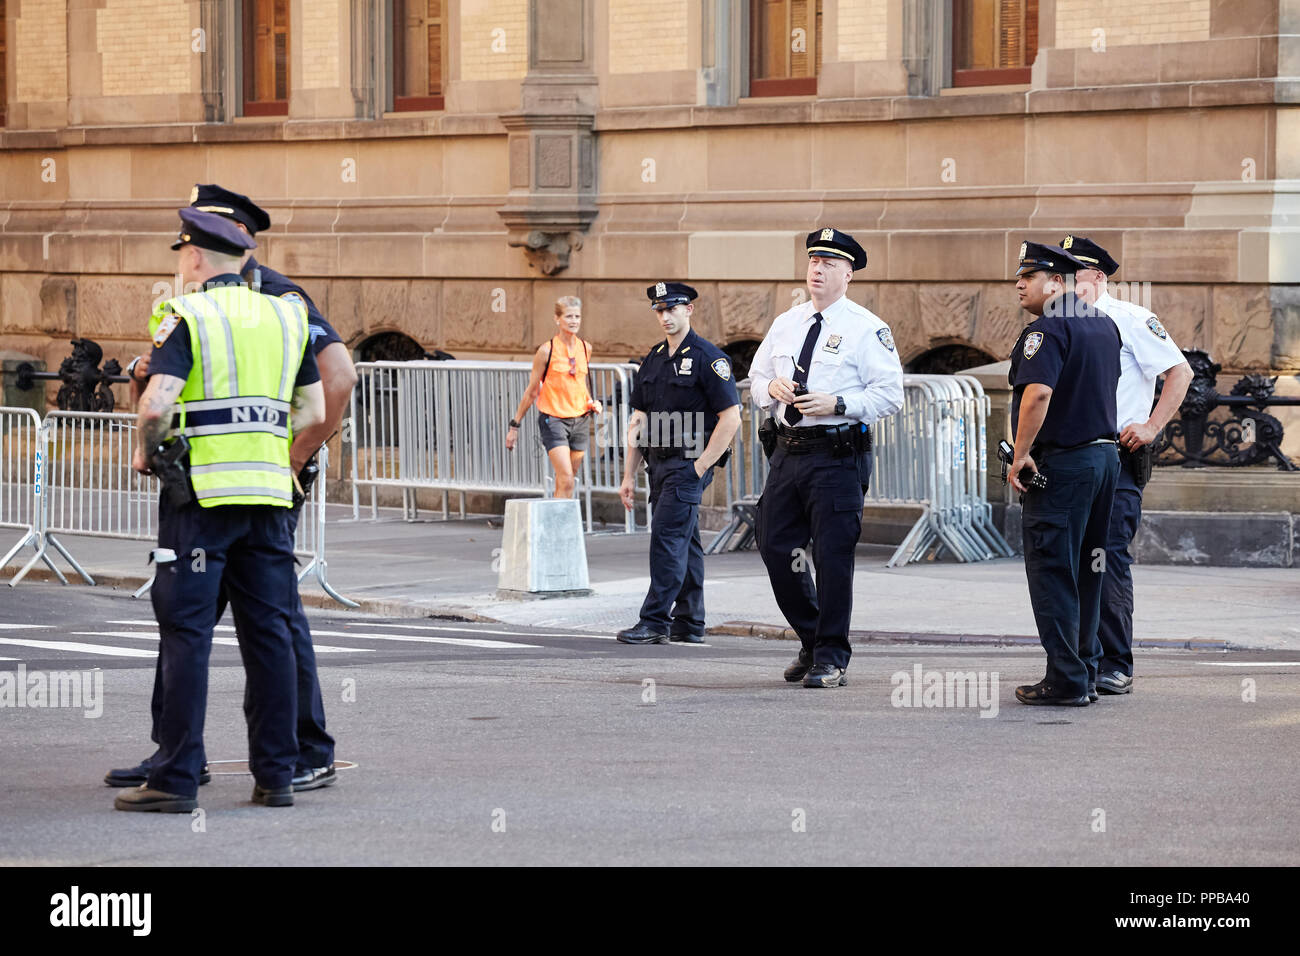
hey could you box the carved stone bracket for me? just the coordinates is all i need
[496,3,598,275]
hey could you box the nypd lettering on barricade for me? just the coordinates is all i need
[0,664,103,718]
[49,886,151,936]
[34,448,43,497]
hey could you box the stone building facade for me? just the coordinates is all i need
[0,0,1296,393]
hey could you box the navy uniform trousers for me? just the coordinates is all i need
[638,456,713,635]
[1020,443,1120,696]
[1098,463,1143,677]
[145,504,333,771]
[756,445,872,671]
[147,501,298,797]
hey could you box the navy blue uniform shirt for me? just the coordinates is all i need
[630,329,740,438]
[1009,293,1121,449]
[150,274,321,387]
[243,256,342,356]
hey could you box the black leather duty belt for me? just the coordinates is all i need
[776,422,872,456]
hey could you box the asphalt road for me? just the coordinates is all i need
[1,586,1297,866]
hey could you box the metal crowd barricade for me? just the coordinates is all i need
[26,411,153,586]
[0,407,49,583]
[1,410,354,604]
[708,374,1012,565]
[349,360,646,533]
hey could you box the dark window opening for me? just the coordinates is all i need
[905,344,998,375]
[952,0,1038,88]
[725,339,762,382]
[243,0,290,116]
[749,0,822,97]
[393,0,445,112]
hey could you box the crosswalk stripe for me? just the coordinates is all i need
[0,624,53,630]
[0,637,156,659]
[110,618,590,645]
[71,632,372,654]
[308,629,541,650]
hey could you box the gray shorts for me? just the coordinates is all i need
[537,412,590,452]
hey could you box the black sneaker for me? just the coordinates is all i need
[1015,680,1090,706]
[784,649,813,683]
[616,623,670,645]
[802,663,847,688]
[292,764,338,792]
[105,760,210,787]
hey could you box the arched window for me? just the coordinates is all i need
[905,344,998,375]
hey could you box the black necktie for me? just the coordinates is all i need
[784,312,823,425]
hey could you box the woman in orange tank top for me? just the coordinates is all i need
[505,296,602,498]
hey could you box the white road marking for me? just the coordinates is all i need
[0,624,53,630]
[308,629,541,650]
[1190,661,1300,668]
[0,637,156,659]
[71,632,371,654]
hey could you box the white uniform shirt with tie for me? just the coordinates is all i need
[748,294,905,427]
[1095,291,1187,431]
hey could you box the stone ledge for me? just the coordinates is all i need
[1001,505,1296,567]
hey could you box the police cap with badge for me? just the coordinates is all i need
[171,207,258,256]
[647,281,698,311]
[1059,235,1119,276]
[805,227,867,271]
[189,183,272,235]
[1015,240,1087,277]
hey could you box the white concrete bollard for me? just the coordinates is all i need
[497,498,592,597]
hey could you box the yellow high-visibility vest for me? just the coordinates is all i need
[148,285,307,508]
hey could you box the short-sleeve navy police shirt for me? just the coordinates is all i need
[630,329,740,433]
[1008,293,1121,448]
[242,256,342,356]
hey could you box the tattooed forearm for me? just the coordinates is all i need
[137,375,185,452]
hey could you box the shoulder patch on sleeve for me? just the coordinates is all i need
[1023,331,1044,358]
[711,357,732,380]
[1146,316,1168,340]
[152,314,180,348]
[876,328,896,352]
[280,291,305,307]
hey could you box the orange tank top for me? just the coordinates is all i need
[537,335,592,419]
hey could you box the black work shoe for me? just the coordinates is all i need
[784,649,813,683]
[105,760,210,788]
[669,632,705,644]
[113,786,197,813]
[616,623,670,645]
[802,663,847,688]
[1015,680,1090,706]
[292,764,338,792]
[1096,671,1133,695]
[252,784,294,807]
[1088,684,1099,703]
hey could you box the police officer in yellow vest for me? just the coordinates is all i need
[114,209,325,813]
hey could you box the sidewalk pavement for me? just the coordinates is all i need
[9,503,1300,651]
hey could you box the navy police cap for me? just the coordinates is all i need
[647,281,698,311]
[1059,235,1119,275]
[189,183,272,235]
[1015,240,1086,277]
[805,227,867,271]
[171,207,257,256]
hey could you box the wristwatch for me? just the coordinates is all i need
[125,356,144,383]
[834,396,846,416]
[508,419,520,429]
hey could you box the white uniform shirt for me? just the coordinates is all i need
[748,294,904,427]
[1096,291,1187,430]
